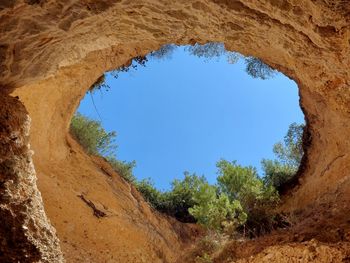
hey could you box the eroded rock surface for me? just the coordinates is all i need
[1,0,350,262]
[0,94,63,262]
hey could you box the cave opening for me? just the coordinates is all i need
[3,1,350,262]
[71,43,305,224]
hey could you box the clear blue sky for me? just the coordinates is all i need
[78,46,304,190]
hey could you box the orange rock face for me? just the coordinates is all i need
[1,0,350,262]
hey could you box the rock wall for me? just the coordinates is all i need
[0,94,63,262]
[1,0,350,262]
[11,75,200,262]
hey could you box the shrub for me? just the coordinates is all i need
[189,183,247,233]
[134,172,210,223]
[107,156,136,183]
[70,113,137,183]
[70,112,117,156]
[110,56,148,79]
[215,160,279,236]
[137,172,210,222]
[261,159,296,190]
[71,113,303,239]
[216,160,261,202]
[135,178,165,208]
[163,172,208,222]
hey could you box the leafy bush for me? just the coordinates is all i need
[135,172,209,222]
[261,159,296,190]
[187,159,279,236]
[135,178,166,209]
[107,157,136,183]
[162,172,208,222]
[70,113,137,182]
[216,160,262,202]
[70,112,117,156]
[216,160,279,236]
[189,183,247,232]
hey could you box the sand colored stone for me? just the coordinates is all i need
[1,0,350,262]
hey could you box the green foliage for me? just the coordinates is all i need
[107,157,136,183]
[70,112,117,156]
[189,183,247,232]
[135,178,163,207]
[215,160,279,236]
[110,56,148,79]
[134,172,209,222]
[164,172,208,221]
[216,160,261,202]
[273,122,304,167]
[70,113,137,183]
[71,109,303,239]
[262,123,304,190]
[261,159,296,190]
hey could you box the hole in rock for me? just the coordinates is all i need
[72,43,304,229]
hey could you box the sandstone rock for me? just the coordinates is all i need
[0,0,350,262]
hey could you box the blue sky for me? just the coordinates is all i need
[78,46,304,190]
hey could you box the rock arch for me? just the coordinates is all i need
[1,1,350,262]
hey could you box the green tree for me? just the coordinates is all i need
[263,123,304,190]
[273,123,304,167]
[135,178,163,208]
[163,172,208,222]
[216,160,278,210]
[216,160,279,236]
[189,183,247,232]
[216,160,261,202]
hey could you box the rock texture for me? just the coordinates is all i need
[0,94,63,262]
[1,0,350,262]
